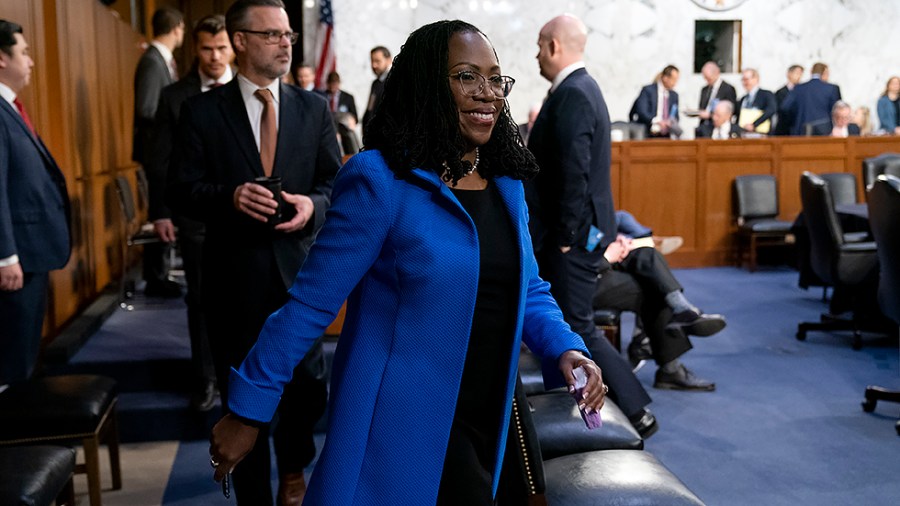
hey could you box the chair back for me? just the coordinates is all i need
[819,172,858,206]
[629,122,646,141]
[134,169,150,212]
[861,152,900,190]
[867,174,900,323]
[114,176,137,224]
[611,121,631,141]
[800,171,845,285]
[733,175,780,223]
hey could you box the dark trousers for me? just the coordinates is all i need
[206,260,327,506]
[437,420,529,505]
[0,272,48,384]
[593,247,692,366]
[142,241,170,285]
[536,245,605,339]
[173,215,215,385]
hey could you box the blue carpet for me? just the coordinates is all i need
[65,267,899,504]
[631,267,899,505]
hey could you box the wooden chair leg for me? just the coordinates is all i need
[105,408,123,490]
[83,436,103,506]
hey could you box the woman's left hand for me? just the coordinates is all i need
[558,350,606,413]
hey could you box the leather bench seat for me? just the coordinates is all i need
[0,375,117,439]
[0,445,76,506]
[0,375,121,506]
[544,449,706,505]
[529,392,643,459]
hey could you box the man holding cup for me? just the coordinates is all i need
[167,1,341,504]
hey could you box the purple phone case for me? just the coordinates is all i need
[570,366,603,430]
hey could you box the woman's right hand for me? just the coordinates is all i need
[210,413,260,482]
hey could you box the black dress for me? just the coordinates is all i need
[437,180,521,505]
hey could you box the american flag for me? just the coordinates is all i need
[313,0,335,89]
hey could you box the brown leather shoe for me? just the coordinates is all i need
[277,472,307,506]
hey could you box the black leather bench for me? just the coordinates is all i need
[0,375,121,506]
[0,445,76,506]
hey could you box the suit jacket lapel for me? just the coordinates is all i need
[273,82,298,178]
[218,80,264,177]
[0,99,57,169]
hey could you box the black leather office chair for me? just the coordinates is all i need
[819,172,858,206]
[861,175,900,435]
[114,175,167,310]
[733,175,795,271]
[796,172,880,349]
[861,152,900,190]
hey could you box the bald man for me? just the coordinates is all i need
[526,15,659,434]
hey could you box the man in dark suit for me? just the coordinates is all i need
[167,1,341,503]
[810,100,861,137]
[361,45,391,135]
[697,100,744,139]
[735,68,777,134]
[149,14,233,412]
[322,71,357,123]
[781,62,842,136]
[629,65,680,138]
[696,61,737,137]
[773,64,803,136]
[133,7,184,298]
[527,14,659,438]
[0,20,70,385]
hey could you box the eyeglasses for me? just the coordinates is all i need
[449,71,515,98]
[238,30,299,45]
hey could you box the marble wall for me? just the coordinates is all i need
[301,0,900,137]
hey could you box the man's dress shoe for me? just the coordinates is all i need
[277,471,307,506]
[628,408,659,439]
[654,363,715,391]
[628,334,653,372]
[144,279,182,298]
[665,309,726,337]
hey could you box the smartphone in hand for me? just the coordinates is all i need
[570,366,603,430]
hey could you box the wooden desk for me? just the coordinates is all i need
[611,136,900,267]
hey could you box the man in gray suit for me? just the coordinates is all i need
[0,20,70,384]
[133,7,184,298]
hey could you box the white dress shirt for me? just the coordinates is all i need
[549,61,586,94]
[237,74,280,152]
[200,66,233,93]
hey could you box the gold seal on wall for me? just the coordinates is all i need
[690,0,749,11]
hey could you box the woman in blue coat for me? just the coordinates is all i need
[877,76,900,134]
[210,20,607,505]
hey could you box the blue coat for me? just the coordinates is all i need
[229,150,588,504]
[0,99,70,272]
[876,95,898,132]
[781,77,842,135]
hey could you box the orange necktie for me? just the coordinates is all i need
[254,89,276,176]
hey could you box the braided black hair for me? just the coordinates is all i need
[363,20,538,185]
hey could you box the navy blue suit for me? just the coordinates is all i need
[527,68,652,419]
[629,83,679,137]
[168,79,341,504]
[0,97,70,384]
[735,89,777,132]
[781,77,842,135]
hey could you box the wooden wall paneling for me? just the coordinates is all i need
[622,160,698,252]
[704,156,775,255]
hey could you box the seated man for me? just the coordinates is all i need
[697,100,743,139]
[810,100,860,137]
[593,235,727,391]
